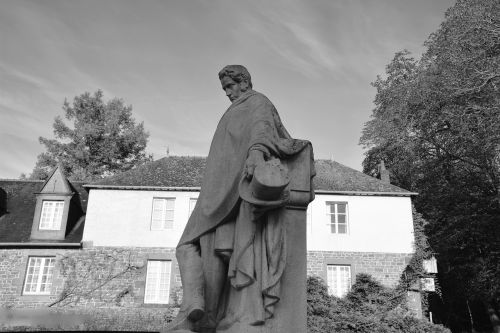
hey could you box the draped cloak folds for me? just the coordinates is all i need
[177,90,313,327]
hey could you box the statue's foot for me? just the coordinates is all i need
[164,310,194,332]
[164,307,206,333]
[188,308,205,321]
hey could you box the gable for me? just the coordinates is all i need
[40,165,72,194]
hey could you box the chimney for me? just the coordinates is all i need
[379,160,390,184]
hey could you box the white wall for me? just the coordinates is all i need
[83,189,415,253]
[83,189,197,247]
[307,194,414,253]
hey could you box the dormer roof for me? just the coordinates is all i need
[39,164,72,194]
[0,178,88,245]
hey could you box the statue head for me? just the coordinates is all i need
[218,65,253,89]
[219,65,253,102]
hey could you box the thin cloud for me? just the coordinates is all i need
[0,63,50,89]
[241,13,334,79]
[0,0,455,178]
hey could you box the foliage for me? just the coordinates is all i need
[360,0,500,331]
[3,274,449,332]
[30,90,151,181]
[307,275,450,333]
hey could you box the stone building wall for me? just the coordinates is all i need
[0,247,178,309]
[307,251,413,287]
[1,247,412,310]
[1,248,68,308]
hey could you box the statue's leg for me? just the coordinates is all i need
[165,243,205,332]
[177,242,205,320]
[199,231,229,329]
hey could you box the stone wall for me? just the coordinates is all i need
[1,247,412,310]
[307,251,413,287]
[1,248,67,308]
[0,247,179,309]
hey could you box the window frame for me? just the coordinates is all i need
[150,198,175,230]
[39,200,65,230]
[143,260,172,304]
[326,201,349,234]
[326,264,352,298]
[22,256,56,295]
[423,257,438,274]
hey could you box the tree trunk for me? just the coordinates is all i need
[467,300,478,333]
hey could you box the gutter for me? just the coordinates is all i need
[0,242,82,249]
[314,190,418,197]
[84,184,417,196]
[83,184,201,191]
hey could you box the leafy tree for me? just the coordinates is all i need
[361,1,500,331]
[30,90,151,181]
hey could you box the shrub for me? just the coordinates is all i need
[307,275,450,333]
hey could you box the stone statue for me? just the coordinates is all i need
[166,65,314,333]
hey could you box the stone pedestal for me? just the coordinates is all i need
[264,208,308,332]
[265,144,313,333]
[218,145,313,333]
[166,145,314,333]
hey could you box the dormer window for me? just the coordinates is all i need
[39,201,65,230]
[30,165,73,240]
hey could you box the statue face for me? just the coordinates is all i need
[220,76,248,102]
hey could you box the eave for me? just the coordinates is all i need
[0,242,82,249]
[84,184,201,191]
[314,190,418,197]
[84,185,417,196]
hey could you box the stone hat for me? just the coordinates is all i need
[239,159,290,206]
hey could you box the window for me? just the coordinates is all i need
[23,257,56,295]
[327,265,351,297]
[421,277,436,292]
[144,260,171,304]
[39,201,64,230]
[151,198,175,230]
[423,257,438,274]
[326,202,348,234]
[188,198,197,217]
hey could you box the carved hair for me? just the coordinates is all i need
[218,65,253,88]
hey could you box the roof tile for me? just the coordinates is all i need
[0,180,88,243]
[92,156,412,194]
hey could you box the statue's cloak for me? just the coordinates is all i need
[178,90,309,246]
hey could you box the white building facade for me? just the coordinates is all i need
[82,156,416,303]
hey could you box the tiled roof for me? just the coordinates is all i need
[89,156,413,195]
[313,160,412,194]
[0,180,88,244]
[94,156,206,187]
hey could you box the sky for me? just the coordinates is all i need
[0,0,455,179]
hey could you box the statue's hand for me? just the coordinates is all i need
[245,150,265,179]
